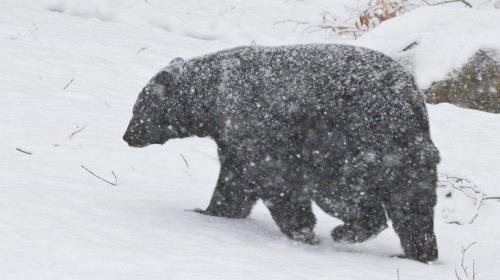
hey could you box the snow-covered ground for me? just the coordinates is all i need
[2,0,500,279]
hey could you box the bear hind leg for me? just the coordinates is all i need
[315,193,388,244]
[331,202,388,243]
[262,187,319,245]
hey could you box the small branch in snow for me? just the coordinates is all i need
[273,19,310,26]
[273,18,360,38]
[273,19,311,32]
[111,171,118,185]
[425,0,472,8]
[401,41,418,52]
[468,193,500,224]
[458,0,474,8]
[441,181,478,200]
[455,242,477,280]
[482,196,500,201]
[63,78,74,90]
[396,268,400,280]
[444,176,482,192]
[16,148,32,155]
[468,194,485,224]
[180,153,189,168]
[137,47,148,54]
[69,124,87,139]
[81,165,118,186]
[304,23,360,39]
[437,173,500,224]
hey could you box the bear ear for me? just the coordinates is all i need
[154,71,174,86]
[169,57,185,65]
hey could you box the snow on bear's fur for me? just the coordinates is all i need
[123,44,440,263]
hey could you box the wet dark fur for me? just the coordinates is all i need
[123,44,440,262]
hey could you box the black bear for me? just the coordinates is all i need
[123,44,440,262]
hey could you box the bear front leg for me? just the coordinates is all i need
[385,168,438,263]
[196,176,257,219]
[195,154,257,219]
[262,188,318,245]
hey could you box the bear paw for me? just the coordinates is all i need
[288,228,320,245]
[390,253,437,264]
[331,222,387,243]
[191,207,249,219]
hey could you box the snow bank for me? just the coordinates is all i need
[356,6,500,89]
[37,0,363,46]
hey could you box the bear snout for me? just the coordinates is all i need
[123,130,147,147]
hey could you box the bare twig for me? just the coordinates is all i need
[425,0,472,8]
[440,181,478,200]
[179,153,189,168]
[397,268,400,280]
[273,19,310,26]
[468,212,480,224]
[63,78,74,90]
[437,173,500,224]
[469,193,485,224]
[472,260,476,280]
[445,176,483,194]
[455,242,477,280]
[136,47,148,54]
[273,19,311,33]
[481,196,500,201]
[468,192,500,224]
[69,124,87,139]
[81,165,118,186]
[111,170,118,185]
[16,148,32,155]
[456,0,473,8]
[274,17,362,38]
[401,41,418,52]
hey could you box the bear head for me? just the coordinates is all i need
[123,58,193,147]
